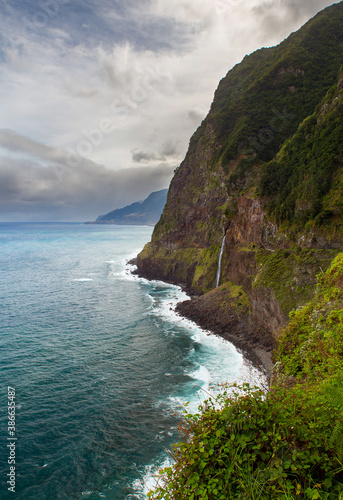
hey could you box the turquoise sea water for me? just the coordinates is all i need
[0,223,264,499]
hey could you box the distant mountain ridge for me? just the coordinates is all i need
[90,189,168,225]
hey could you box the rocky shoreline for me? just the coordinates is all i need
[176,294,275,379]
[132,260,275,379]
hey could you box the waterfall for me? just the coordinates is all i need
[215,236,226,288]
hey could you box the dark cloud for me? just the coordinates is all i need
[0,155,173,222]
[132,150,161,163]
[131,141,180,163]
[0,129,174,221]
[252,0,335,39]
[0,128,66,163]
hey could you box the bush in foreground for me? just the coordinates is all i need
[148,382,343,500]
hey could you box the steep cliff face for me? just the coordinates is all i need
[136,122,229,291]
[136,3,343,359]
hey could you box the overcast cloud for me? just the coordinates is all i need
[0,0,338,221]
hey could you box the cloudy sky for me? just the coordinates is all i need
[0,0,338,221]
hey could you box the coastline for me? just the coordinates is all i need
[129,258,272,496]
[176,297,274,379]
[132,262,275,380]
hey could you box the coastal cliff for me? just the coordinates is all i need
[136,3,343,369]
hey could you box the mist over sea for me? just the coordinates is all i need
[0,223,264,499]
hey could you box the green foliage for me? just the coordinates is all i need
[260,84,343,227]
[149,384,343,499]
[137,243,222,294]
[254,248,337,315]
[202,3,343,172]
[191,245,220,292]
[220,282,251,315]
[277,253,343,379]
[228,158,255,185]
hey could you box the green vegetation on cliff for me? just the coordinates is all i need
[260,81,343,227]
[254,247,338,315]
[137,242,220,293]
[149,255,343,499]
[136,5,343,498]
[210,4,343,168]
[276,253,343,381]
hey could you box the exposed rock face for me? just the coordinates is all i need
[224,198,287,330]
[136,3,343,367]
[227,197,274,248]
[176,284,276,374]
[154,123,228,250]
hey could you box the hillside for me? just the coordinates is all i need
[136,2,343,369]
[90,189,168,226]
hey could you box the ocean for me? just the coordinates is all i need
[0,223,265,499]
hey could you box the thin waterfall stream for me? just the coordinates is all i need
[215,235,226,288]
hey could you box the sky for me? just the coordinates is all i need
[0,0,338,221]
